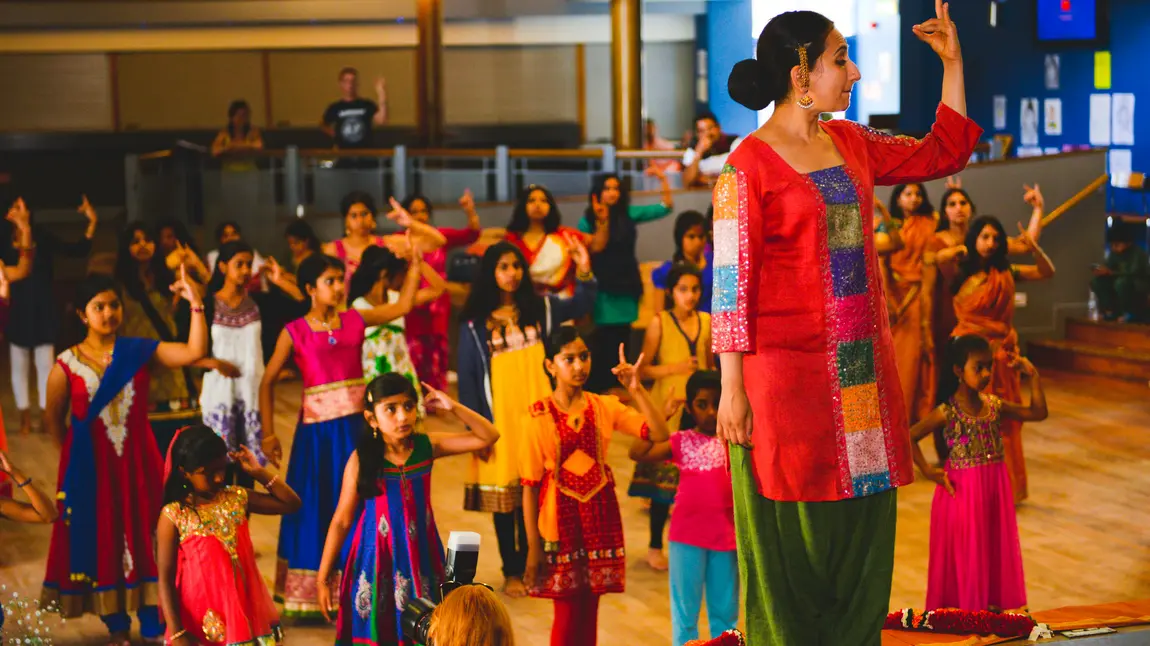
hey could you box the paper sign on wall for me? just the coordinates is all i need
[1108,149,1133,187]
[1112,93,1136,146]
[1089,94,1112,146]
[1094,51,1112,90]
[993,95,1007,130]
[1044,98,1062,136]
[1020,98,1040,146]
[1044,54,1060,90]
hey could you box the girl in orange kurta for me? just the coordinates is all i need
[878,183,940,425]
[951,215,1054,503]
[520,328,670,646]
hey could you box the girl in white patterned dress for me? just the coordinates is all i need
[197,241,266,486]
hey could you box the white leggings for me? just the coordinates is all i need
[10,343,54,411]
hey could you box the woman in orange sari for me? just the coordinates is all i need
[878,183,939,424]
[951,215,1053,503]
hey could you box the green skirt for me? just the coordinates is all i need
[731,446,897,646]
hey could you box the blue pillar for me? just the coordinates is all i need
[704,0,756,135]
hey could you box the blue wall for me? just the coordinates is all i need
[900,0,1150,213]
[703,0,757,136]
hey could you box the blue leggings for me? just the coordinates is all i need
[101,606,162,639]
[668,541,739,646]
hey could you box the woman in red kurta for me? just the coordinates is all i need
[713,8,981,646]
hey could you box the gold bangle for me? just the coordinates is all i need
[264,474,279,489]
[168,628,188,643]
[576,270,594,282]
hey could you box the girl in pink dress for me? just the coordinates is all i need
[909,334,1048,611]
[261,248,433,617]
[402,191,482,390]
[157,425,302,646]
[630,371,737,646]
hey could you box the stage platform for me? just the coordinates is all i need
[882,600,1150,645]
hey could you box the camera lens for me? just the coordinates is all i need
[400,597,437,645]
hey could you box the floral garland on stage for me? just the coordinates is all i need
[685,629,745,646]
[885,608,1053,640]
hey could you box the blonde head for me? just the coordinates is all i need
[427,585,515,646]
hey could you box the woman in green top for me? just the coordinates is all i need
[580,167,674,392]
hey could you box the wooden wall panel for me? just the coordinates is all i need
[117,51,265,130]
[443,46,577,125]
[266,49,417,128]
[0,54,112,131]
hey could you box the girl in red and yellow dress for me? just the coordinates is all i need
[520,330,670,646]
[42,271,207,646]
[157,426,301,646]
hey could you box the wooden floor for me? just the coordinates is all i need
[2,370,1149,645]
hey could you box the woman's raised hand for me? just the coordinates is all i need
[913,0,961,64]
[422,381,455,416]
[386,197,414,229]
[78,194,98,225]
[611,344,646,393]
[591,194,609,223]
[1014,222,1039,254]
[569,236,592,275]
[1023,184,1044,209]
[169,264,203,309]
[6,198,30,229]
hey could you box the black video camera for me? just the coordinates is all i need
[400,531,492,646]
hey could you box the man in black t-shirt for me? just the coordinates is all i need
[321,67,388,149]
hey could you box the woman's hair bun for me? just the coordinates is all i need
[727,58,773,111]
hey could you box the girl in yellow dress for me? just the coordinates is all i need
[629,263,713,570]
[456,240,596,597]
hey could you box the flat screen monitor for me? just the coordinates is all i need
[1036,0,1108,46]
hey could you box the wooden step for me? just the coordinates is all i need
[1066,317,1150,352]
[1028,338,1150,382]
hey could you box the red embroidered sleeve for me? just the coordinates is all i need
[846,102,984,186]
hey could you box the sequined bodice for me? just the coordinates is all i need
[163,486,249,559]
[287,309,366,388]
[943,395,1005,469]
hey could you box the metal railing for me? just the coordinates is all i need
[127,144,687,225]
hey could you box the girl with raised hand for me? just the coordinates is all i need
[260,242,445,617]
[157,425,300,646]
[42,270,207,646]
[197,241,267,487]
[322,191,446,286]
[948,215,1053,502]
[520,333,670,646]
[316,374,499,645]
[347,242,444,385]
[456,240,596,598]
[402,190,485,390]
[909,335,1047,611]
